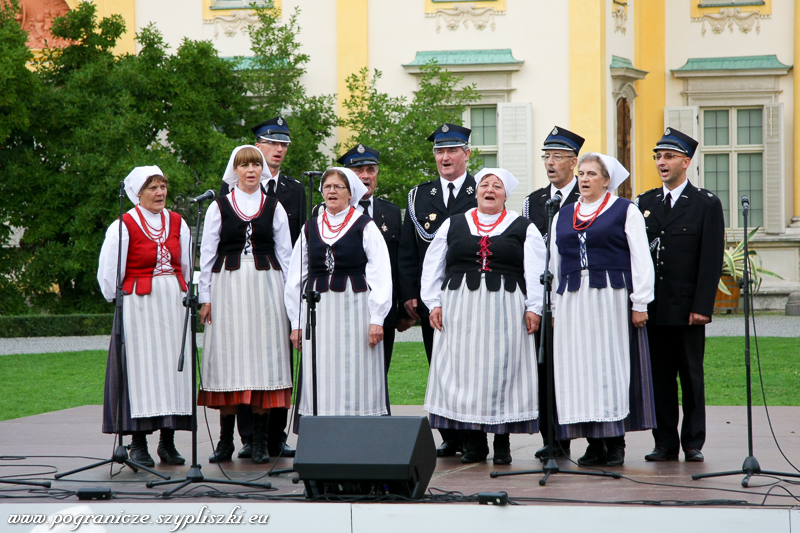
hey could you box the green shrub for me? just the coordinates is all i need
[0,314,113,338]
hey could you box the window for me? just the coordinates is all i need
[465,106,497,170]
[700,107,764,228]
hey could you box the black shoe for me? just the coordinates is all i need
[157,429,185,465]
[644,446,679,462]
[534,442,571,459]
[269,442,295,458]
[577,442,607,466]
[129,432,155,467]
[684,448,704,462]
[461,432,489,464]
[605,444,625,466]
[492,434,512,465]
[209,414,235,463]
[238,436,253,459]
[251,413,270,464]
[437,439,460,457]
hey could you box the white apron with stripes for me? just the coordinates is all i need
[424,279,539,425]
[122,275,193,418]
[298,280,386,416]
[553,271,631,424]
[202,255,292,391]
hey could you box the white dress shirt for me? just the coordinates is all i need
[198,186,293,304]
[550,177,577,206]
[421,208,547,315]
[440,172,468,208]
[662,178,689,207]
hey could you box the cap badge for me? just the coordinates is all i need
[665,127,671,135]
[429,213,437,221]
[552,127,558,135]
[277,117,284,126]
[441,124,450,133]
[357,144,365,154]
[431,187,437,196]
[466,186,474,195]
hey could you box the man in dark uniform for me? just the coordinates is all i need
[398,123,477,457]
[337,144,412,381]
[522,126,584,461]
[636,128,724,463]
[213,116,306,462]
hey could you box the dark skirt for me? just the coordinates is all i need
[429,414,538,434]
[102,317,192,435]
[555,325,656,439]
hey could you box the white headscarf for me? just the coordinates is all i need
[586,153,630,192]
[123,165,163,205]
[222,145,268,186]
[474,167,519,197]
[320,167,368,207]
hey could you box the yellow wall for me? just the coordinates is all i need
[424,0,506,14]
[634,0,665,194]
[569,0,606,154]
[337,0,369,143]
[64,0,135,55]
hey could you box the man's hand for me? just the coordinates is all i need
[396,317,416,332]
[404,299,420,320]
[688,312,710,326]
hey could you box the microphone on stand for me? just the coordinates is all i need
[545,191,564,211]
[741,194,750,212]
[303,171,324,178]
[189,190,216,204]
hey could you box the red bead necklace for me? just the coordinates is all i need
[573,192,611,231]
[321,206,356,239]
[231,187,266,221]
[472,209,508,235]
[135,205,166,243]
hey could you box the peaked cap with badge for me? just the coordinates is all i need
[252,116,291,143]
[542,126,585,154]
[338,144,380,168]
[653,127,698,158]
[427,123,471,148]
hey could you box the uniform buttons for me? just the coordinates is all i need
[659,276,664,280]
[661,231,665,235]
[661,247,666,251]
[659,262,664,266]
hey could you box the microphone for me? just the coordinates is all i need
[303,171,323,178]
[741,195,750,212]
[545,191,563,210]
[189,190,216,204]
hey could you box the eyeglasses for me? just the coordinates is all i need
[322,184,348,192]
[653,153,686,161]
[541,153,572,162]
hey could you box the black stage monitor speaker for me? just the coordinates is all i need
[294,416,437,499]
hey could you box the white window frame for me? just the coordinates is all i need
[463,105,498,169]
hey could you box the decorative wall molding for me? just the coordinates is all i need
[203,10,260,39]
[425,3,504,33]
[612,6,627,34]
[693,7,763,36]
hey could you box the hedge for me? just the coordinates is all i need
[0,314,114,338]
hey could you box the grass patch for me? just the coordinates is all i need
[1,338,798,422]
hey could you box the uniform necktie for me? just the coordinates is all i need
[359,199,371,216]
[447,183,456,211]
[664,193,672,216]
[266,180,276,197]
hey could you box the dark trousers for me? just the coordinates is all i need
[647,324,707,451]
[383,326,396,415]
[534,331,570,449]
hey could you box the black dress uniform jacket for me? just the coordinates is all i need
[636,181,725,325]
[523,182,581,237]
[398,174,478,318]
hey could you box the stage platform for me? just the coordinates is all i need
[2,405,800,532]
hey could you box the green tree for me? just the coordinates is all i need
[336,64,480,206]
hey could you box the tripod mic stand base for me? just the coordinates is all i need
[490,457,621,486]
[54,445,171,481]
[692,454,800,487]
[146,463,272,497]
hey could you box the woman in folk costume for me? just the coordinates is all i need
[550,153,656,467]
[284,167,392,421]
[421,168,546,465]
[97,166,193,467]
[198,145,293,464]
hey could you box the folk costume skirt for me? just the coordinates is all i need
[297,280,387,417]
[425,278,539,434]
[102,275,192,434]
[552,272,656,439]
[199,255,292,409]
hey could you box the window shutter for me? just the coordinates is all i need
[763,103,785,234]
[664,106,699,183]
[497,102,533,213]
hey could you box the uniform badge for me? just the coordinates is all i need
[707,192,713,197]
[665,127,671,135]
[442,124,449,133]
[357,144,365,154]
[466,186,474,195]
[429,213,437,221]
[381,223,388,232]
[552,127,558,135]
[277,117,284,126]
[424,222,431,230]
[643,210,650,218]
[431,188,437,196]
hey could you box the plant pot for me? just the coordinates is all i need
[714,275,740,314]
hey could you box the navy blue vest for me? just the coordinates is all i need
[443,215,529,293]
[307,212,370,293]
[555,198,632,294]
[212,195,280,272]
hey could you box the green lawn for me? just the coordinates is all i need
[0,338,798,422]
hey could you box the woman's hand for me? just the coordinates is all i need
[199,303,212,325]
[290,329,302,351]
[632,310,648,328]
[368,325,384,348]
[526,312,541,334]
[429,307,443,331]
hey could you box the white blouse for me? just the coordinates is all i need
[198,186,293,304]
[283,207,393,330]
[97,207,191,302]
[549,194,654,312]
[420,208,547,315]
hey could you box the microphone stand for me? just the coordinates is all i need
[148,192,271,495]
[56,183,170,482]
[491,194,619,485]
[693,196,800,487]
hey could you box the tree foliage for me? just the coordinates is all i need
[335,65,479,206]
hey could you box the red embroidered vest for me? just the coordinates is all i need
[121,210,187,295]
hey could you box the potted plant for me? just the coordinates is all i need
[715,227,782,313]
